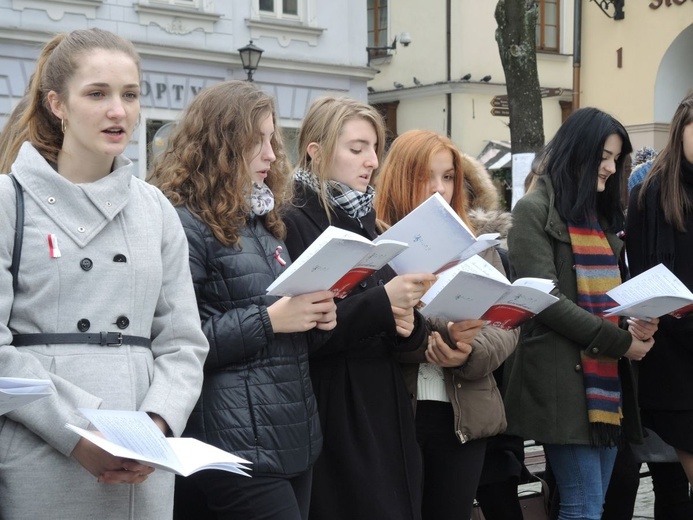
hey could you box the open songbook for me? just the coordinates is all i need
[0,377,52,415]
[266,226,408,298]
[418,254,559,330]
[377,193,500,275]
[604,263,693,319]
[65,409,251,477]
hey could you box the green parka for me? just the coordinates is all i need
[503,175,642,445]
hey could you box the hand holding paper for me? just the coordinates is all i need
[418,255,558,330]
[604,264,693,319]
[66,409,251,477]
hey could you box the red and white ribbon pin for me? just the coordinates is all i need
[48,234,62,258]
[274,246,287,266]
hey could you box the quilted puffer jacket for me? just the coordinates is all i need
[176,206,325,476]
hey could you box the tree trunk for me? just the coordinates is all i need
[495,0,545,154]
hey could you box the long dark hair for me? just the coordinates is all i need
[638,90,693,232]
[535,107,632,231]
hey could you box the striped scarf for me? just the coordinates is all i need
[568,219,623,447]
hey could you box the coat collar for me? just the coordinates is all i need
[534,174,623,256]
[12,142,135,247]
[291,181,378,239]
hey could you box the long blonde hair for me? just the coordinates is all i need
[296,96,386,220]
[148,80,291,246]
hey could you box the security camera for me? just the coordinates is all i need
[399,32,412,47]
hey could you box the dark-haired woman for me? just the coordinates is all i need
[626,91,693,490]
[503,107,658,520]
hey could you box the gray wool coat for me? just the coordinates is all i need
[0,143,208,519]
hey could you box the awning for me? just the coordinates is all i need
[477,140,512,170]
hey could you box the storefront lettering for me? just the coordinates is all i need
[649,0,688,9]
[140,80,203,101]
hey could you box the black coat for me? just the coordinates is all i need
[626,183,693,411]
[177,207,325,477]
[282,182,426,520]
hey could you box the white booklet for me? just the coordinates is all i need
[267,225,408,298]
[65,409,251,477]
[376,193,500,275]
[604,263,693,319]
[418,255,558,330]
[0,377,52,415]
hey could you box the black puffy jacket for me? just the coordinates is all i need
[176,207,324,476]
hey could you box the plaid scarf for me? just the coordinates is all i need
[568,219,623,447]
[294,169,375,220]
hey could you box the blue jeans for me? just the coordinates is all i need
[544,443,618,520]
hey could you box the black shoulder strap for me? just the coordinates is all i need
[8,174,24,292]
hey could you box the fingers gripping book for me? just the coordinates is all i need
[66,409,251,477]
[418,254,558,330]
[267,194,501,299]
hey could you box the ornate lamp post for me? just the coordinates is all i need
[238,40,264,82]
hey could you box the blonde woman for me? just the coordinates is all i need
[282,97,436,520]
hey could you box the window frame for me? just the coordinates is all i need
[258,0,302,23]
[149,0,199,8]
[536,0,560,53]
[367,0,389,49]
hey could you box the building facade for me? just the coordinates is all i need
[366,0,691,159]
[366,0,575,158]
[579,1,692,152]
[0,0,377,177]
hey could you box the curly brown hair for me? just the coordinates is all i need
[148,80,291,246]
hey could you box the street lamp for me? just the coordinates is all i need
[238,40,264,82]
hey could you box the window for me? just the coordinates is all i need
[536,0,559,52]
[259,0,299,20]
[135,0,220,34]
[367,0,388,48]
[150,0,198,7]
[248,0,323,47]
[12,0,102,20]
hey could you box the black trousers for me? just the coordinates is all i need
[174,469,312,520]
[649,461,693,520]
[416,400,487,520]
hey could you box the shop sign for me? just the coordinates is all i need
[649,0,688,9]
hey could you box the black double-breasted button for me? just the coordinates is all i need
[116,316,130,329]
[378,279,385,286]
[113,254,127,263]
[80,258,93,271]
[360,281,368,288]
[77,319,90,332]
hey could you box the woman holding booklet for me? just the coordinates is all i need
[504,107,658,520]
[282,96,436,520]
[626,90,693,486]
[375,129,520,520]
[0,29,208,519]
[149,81,337,520]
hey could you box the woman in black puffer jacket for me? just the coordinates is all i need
[149,81,337,520]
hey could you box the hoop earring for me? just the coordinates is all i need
[61,119,66,133]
